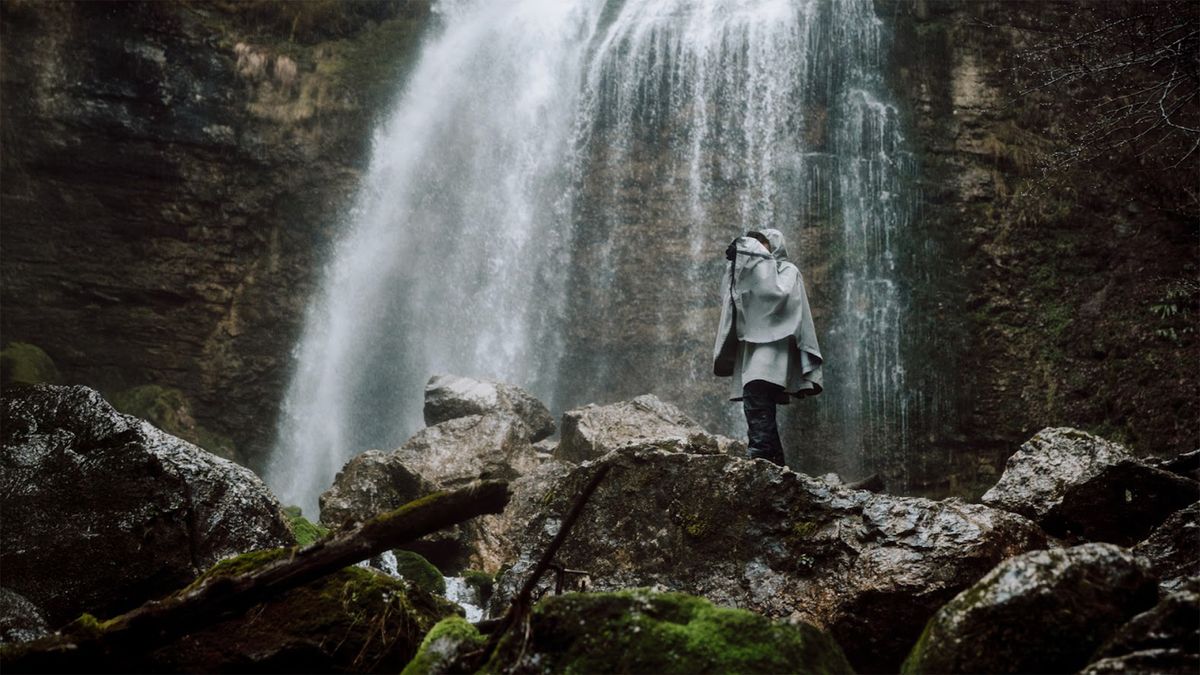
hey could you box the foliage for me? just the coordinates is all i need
[0,342,59,386]
[1149,277,1199,345]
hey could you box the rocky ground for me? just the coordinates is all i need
[1,378,1196,673]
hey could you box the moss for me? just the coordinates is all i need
[394,550,446,596]
[791,520,820,538]
[487,589,853,674]
[0,342,59,386]
[283,506,329,547]
[401,615,486,675]
[186,547,291,592]
[461,569,495,607]
[899,616,936,674]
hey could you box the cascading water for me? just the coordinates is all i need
[267,0,916,516]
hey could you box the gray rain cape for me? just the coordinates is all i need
[713,229,823,398]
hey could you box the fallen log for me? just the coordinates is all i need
[3,480,510,673]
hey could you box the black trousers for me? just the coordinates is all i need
[743,379,785,466]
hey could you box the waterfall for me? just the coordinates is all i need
[267,0,915,516]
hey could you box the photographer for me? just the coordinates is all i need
[713,229,823,466]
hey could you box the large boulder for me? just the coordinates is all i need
[555,394,745,462]
[406,590,853,675]
[1082,578,1200,674]
[491,448,1046,673]
[901,543,1159,674]
[0,385,293,627]
[1133,502,1199,592]
[319,413,553,573]
[982,427,1199,545]
[423,374,554,442]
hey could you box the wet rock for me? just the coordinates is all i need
[555,394,737,463]
[423,374,554,442]
[0,384,293,627]
[0,588,49,645]
[901,543,1159,674]
[982,427,1200,545]
[1133,502,1200,592]
[1082,578,1200,675]
[492,448,1045,673]
[391,413,541,489]
[472,458,574,572]
[412,589,853,675]
[319,449,435,528]
[320,414,550,573]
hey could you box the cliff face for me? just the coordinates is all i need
[1,1,431,466]
[881,0,1199,496]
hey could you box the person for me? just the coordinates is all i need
[713,228,823,466]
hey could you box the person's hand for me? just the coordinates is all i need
[725,239,738,261]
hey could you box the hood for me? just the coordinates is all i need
[761,228,790,263]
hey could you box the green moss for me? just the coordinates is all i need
[401,616,486,675]
[487,589,853,674]
[462,569,495,606]
[791,520,820,538]
[0,342,59,386]
[186,547,291,592]
[394,550,446,596]
[899,616,936,674]
[283,506,330,547]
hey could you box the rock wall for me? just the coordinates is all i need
[877,0,1199,497]
[0,1,431,468]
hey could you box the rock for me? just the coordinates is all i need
[901,543,1159,675]
[555,394,732,463]
[410,590,854,675]
[0,384,293,627]
[401,615,488,675]
[1082,578,1200,675]
[319,449,435,527]
[390,413,542,489]
[982,427,1200,545]
[0,342,59,386]
[1133,502,1200,591]
[137,548,457,673]
[491,448,1045,673]
[110,384,243,464]
[282,506,330,547]
[392,550,447,596]
[471,458,574,572]
[423,374,554,442]
[320,414,550,573]
[0,588,49,645]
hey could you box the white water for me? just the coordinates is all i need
[267,0,914,516]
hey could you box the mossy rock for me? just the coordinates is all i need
[0,342,59,386]
[401,615,487,675]
[109,384,242,463]
[283,506,330,547]
[461,569,495,606]
[484,589,853,674]
[394,550,446,596]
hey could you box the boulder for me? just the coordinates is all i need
[408,590,854,675]
[319,413,552,573]
[901,543,1159,674]
[1133,502,1199,591]
[981,427,1200,545]
[1082,578,1200,675]
[423,374,554,442]
[555,394,744,463]
[0,384,293,627]
[1150,448,1200,482]
[491,448,1046,673]
[319,449,435,528]
[0,588,49,645]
